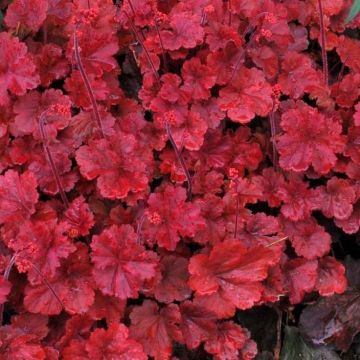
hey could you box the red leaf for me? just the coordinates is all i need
[154,254,192,303]
[5,0,48,32]
[61,243,95,315]
[129,300,181,360]
[276,102,345,174]
[87,291,126,324]
[12,219,75,281]
[66,28,119,77]
[91,224,159,299]
[218,67,273,123]
[0,325,46,359]
[204,321,256,360]
[24,272,66,315]
[63,196,95,237]
[278,51,323,99]
[314,177,357,220]
[85,323,147,360]
[337,35,360,74]
[193,194,226,245]
[76,135,149,200]
[0,170,38,226]
[178,300,217,349]
[143,185,205,250]
[283,258,318,304]
[283,217,331,260]
[344,125,360,164]
[189,240,279,310]
[181,57,216,101]
[35,43,69,88]
[315,257,347,296]
[278,175,318,221]
[11,89,71,139]
[168,110,208,151]
[193,291,237,319]
[237,213,281,247]
[0,33,39,105]
[161,12,204,50]
[335,202,360,234]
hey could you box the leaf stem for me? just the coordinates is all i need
[234,194,239,238]
[317,0,329,86]
[73,29,105,138]
[165,121,192,201]
[124,11,161,88]
[39,112,70,209]
[228,0,232,26]
[30,263,64,309]
[269,103,278,168]
[154,17,168,72]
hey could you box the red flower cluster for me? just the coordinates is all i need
[0,0,358,358]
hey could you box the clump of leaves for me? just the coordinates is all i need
[0,0,359,359]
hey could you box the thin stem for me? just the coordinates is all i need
[136,212,145,244]
[126,0,146,41]
[154,17,168,72]
[73,30,105,138]
[0,256,16,325]
[269,103,278,168]
[228,49,246,85]
[39,112,70,209]
[228,0,232,26]
[200,9,207,26]
[165,122,192,201]
[3,256,16,281]
[234,194,239,238]
[124,11,161,88]
[30,263,64,309]
[317,0,328,86]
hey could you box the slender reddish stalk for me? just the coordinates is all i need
[200,9,207,26]
[269,103,278,168]
[228,49,246,84]
[154,17,168,72]
[30,263,64,309]
[126,0,146,41]
[39,112,70,209]
[165,122,192,201]
[124,11,161,88]
[234,194,239,238]
[73,30,105,138]
[136,212,145,244]
[228,0,232,26]
[317,0,328,86]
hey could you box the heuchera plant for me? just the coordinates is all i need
[0,0,359,358]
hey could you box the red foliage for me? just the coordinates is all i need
[91,225,159,299]
[0,33,39,106]
[0,0,358,358]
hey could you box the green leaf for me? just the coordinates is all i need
[280,326,340,360]
[345,0,360,24]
